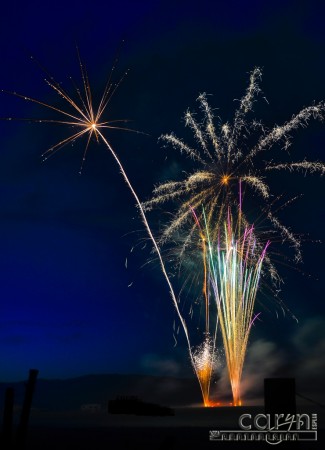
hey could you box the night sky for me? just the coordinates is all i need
[0,0,324,403]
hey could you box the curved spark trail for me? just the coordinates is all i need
[1,50,196,370]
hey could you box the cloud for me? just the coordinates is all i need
[140,353,181,376]
[290,317,325,402]
[241,339,286,401]
[212,339,285,403]
[212,317,325,405]
[140,318,325,406]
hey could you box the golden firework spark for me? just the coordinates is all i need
[2,48,142,173]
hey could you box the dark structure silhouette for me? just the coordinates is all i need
[15,369,39,450]
[108,396,174,416]
[264,378,296,419]
[2,387,14,450]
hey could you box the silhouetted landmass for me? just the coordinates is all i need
[108,395,174,416]
[0,374,200,412]
[0,374,324,450]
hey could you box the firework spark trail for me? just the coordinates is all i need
[228,67,262,162]
[97,129,195,364]
[187,206,220,407]
[205,209,270,406]
[266,160,325,175]
[189,206,210,332]
[1,50,198,369]
[143,68,325,267]
[249,103,325,157]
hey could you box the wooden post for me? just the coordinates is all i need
[2,387,14,449]
[15,369,39,450]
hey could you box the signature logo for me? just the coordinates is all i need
[210,413,317,445]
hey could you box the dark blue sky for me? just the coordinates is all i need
[0,0,324,400]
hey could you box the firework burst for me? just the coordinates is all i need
[4,59,324,408]
[143,68,324,405]
[2,49,197,381]
[1,47,141,173]
[143,68,325,267]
